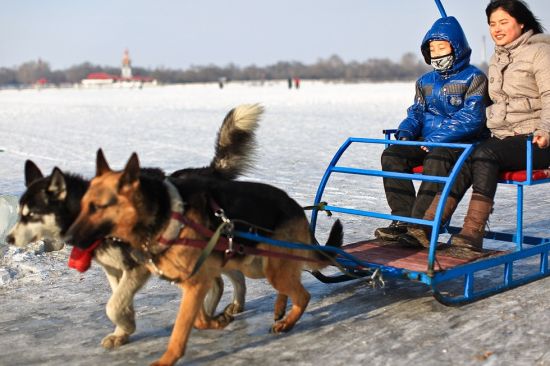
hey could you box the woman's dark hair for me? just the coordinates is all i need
[486,0,545,34]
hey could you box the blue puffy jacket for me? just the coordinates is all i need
[396,16,489,143]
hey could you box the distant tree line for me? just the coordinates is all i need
[0,53,453,86]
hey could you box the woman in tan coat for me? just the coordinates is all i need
[404,0,550,253]
[451,0,550,252]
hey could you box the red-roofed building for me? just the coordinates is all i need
[81,50,157,88]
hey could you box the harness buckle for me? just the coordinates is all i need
[215,208,231,224]
[215,207,237,257]
[225,236,235,257]
[369,268,385,288]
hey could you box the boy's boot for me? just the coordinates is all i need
[374,220,408,241]
[398,193,458,248]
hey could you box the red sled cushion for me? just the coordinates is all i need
[499,169,550,182]
[413,166,550,182]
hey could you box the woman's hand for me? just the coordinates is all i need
[533,135,549,149]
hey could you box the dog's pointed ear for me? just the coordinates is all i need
[25,160,44,187]
[119,153,140,189]
[96,148,111,176]
[47,167,67,200]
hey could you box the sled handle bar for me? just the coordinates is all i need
[434,0,447,17]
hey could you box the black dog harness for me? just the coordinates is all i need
[133,179,328,284]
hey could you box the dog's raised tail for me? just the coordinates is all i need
[324,219,344,250]
[307,219,344,271]
[211,104,263,180]
[308,219,344,273]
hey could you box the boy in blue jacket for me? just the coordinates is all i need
[375,16,489,247]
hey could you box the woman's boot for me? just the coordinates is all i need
[398,193,458,248]
[449,193,493,252]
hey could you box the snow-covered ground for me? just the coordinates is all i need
[2,81,550,365]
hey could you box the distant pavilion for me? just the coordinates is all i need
[81,49,156,87]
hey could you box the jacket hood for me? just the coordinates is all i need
[421,16,471,73]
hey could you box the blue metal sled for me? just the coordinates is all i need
[232,0,548,307]
[306,135,550,305]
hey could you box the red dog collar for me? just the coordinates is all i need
[68,240,102,273]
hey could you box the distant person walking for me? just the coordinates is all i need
[288,77,293,89]
[218,76,226,89]
[294,77,301,89]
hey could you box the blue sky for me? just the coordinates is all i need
[2,0,550,70]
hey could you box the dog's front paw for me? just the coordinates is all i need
[194,312,233,330]
[216,312,234,326]
[150,362,167,366]
[223,302,244,316]
[150,361,170,366]
[271,320,295,334]
[150,352,179,366]
[101,333,129,349]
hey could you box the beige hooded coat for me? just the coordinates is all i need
[487,30,550,140]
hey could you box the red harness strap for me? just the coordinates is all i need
[158,212,326,264]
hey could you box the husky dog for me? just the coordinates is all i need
[7,104,263,349]
[65,148,344,366]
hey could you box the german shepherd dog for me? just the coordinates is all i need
[7,104,263,349]
[65,149,344,366]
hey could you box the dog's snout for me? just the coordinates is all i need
[63,225,85,247]
[62,231,74,246]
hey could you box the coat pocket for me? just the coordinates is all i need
[507,97,541,113]
[486,103,506,126]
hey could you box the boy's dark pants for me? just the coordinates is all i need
[381,145,464,219]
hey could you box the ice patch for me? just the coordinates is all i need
[0,194,19,244]
[0,266,13,286]
[0,242,71,288]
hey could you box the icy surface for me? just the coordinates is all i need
[1,81,550,365]
[0,195,18,243]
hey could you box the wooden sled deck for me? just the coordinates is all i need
[340,239,503,273]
